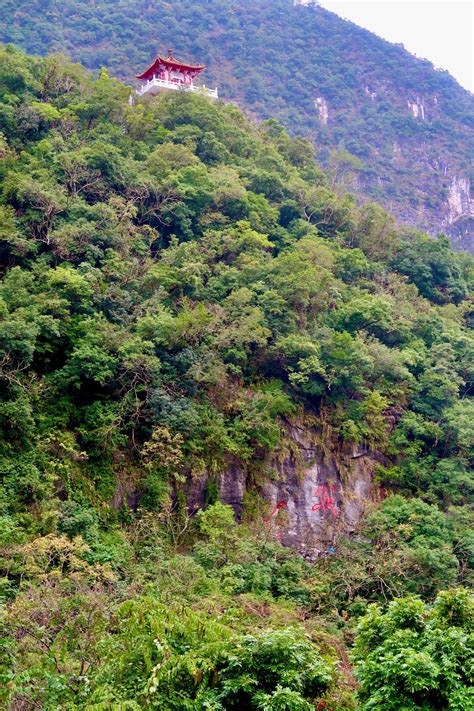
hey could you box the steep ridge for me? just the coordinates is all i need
[1,0,473,250]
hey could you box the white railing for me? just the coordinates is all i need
[137,77,218,99]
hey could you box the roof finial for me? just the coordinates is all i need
[167,48,173,58]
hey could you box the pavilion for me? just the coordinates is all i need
[136,51,218,99]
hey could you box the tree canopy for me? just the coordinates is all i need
[0,45,473,709]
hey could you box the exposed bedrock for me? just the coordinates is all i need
[184,421,388,559]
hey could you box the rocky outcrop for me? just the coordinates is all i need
[407,98,426,120]
[447,176,472,222]
[185,422,384,559]
[438,175,473,251]
[314,96,329,125]
[259,425,376,558]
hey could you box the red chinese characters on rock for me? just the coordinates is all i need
[311,484,339,517]
[264,501,287,522]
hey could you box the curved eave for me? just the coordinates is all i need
[136,56,206,80]
[159,55,206,72]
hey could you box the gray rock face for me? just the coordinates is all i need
[185,422,380,559]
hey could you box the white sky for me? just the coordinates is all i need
[319,1,473,93]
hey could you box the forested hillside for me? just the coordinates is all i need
[1,0,473,251]
[1,46,474,708]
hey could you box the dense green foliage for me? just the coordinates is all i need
[1,0,473,248]
[354,589,474,709]
[0,45,473,708]
[1,511,340,709]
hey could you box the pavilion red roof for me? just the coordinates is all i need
[136,53,206,80]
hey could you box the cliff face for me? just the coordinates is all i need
[183,422,382,558]
[1,0,473,252]
[354,125,474,251]
[445,177,474,249]
[339,89,474,252]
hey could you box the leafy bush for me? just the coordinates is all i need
[354,589,474,710]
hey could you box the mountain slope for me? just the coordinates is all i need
[1,44,474,710]
[1,0,473,251]
[1,41,473,581]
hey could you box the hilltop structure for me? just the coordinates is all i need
[136,50,218,99]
